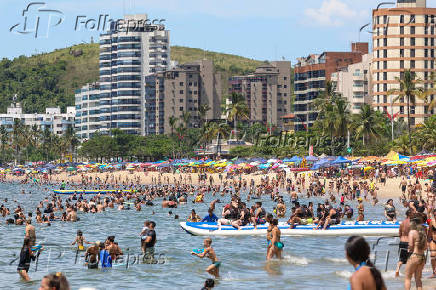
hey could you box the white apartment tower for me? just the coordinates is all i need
[372,0,435,126]
[97,14,170,135]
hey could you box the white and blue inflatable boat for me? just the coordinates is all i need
[180,221,400,237]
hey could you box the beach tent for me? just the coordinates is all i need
[285,156,303,163]
[311,159,331,170]
[305,156,319,162]
[332,156,352,164]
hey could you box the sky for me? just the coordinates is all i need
[1,0,436,63]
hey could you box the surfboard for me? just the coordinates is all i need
[180,221,400,237]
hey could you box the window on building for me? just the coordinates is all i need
[410,38,415,46]
[179,82,184,86]
[179,99,183,103]
[410,26,415,34]
[383,61,387,69]
[179,90,184,94]
[179,107,183,111]
[410,49,415,57]
[383,38,387,46]
[400,15,404,23]
[410,15,415,23]
[400,38,404,46]
[400,49,404,57]
[400,60,404,69]
[410,60,415,68]
[400,26,404,34]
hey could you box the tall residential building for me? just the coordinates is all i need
[228,61,291,128]
[144,60,222,135]
[293,43,368,131]
[98,14,171,136]
[75,83,101,139]
[372,0,435,125]
[0,103,75,135]
[331,54,373,114]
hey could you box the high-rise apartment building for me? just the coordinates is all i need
[98,14,170,135]
[144,60,222,135]
[228,61,291,129]
[331,54,373,114]
[372,0,435,125]
[75,82,101,139]
[293,43,368,131]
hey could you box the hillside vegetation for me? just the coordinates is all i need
[0,43,265,113]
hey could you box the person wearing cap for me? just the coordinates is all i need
[85,241,100,269]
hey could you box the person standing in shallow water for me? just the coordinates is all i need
[405,213,427,290]
[192,238,220,278]
[17,237,37,281]
[345,236,386,290]
[267,218,283,260]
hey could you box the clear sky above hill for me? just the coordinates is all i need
[2,0,436,62]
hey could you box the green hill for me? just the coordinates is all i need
[0,43,264,113]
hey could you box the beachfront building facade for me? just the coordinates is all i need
[227,61,292,129]
[98,14,171,136]
[0,102,75,136]
[330,54,373,114]
[74,83,101,139]
[144,60,222,135]
[293,43,369,131]
[372,0,436,125]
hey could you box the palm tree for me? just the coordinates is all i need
[351,104,383,146]
[212,122,230,156]
[168,116,178,136]
[413,115,436,152]
[393,134,415,155]
[332,97,350,139]
[0,126,8,163]
[198,104,211,125]
[12,119,25,164]
[181,111,192,130]
[387,70,433,147]
[226,92,249,141]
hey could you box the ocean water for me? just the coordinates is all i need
[0,182,434,289]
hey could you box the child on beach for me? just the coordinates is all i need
[192,238,220,278]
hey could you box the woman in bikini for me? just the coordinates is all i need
[428,209,436,278]
[405,213,427,290]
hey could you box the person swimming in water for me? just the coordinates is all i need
[192,238,220,278]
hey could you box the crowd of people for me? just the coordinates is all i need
[0,163,435,289]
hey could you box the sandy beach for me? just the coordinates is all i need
[6,169,428,200]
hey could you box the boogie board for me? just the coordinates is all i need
[180,221,400,237]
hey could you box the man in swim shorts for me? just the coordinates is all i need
[192,238,220,278]
[85,242,100,269]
